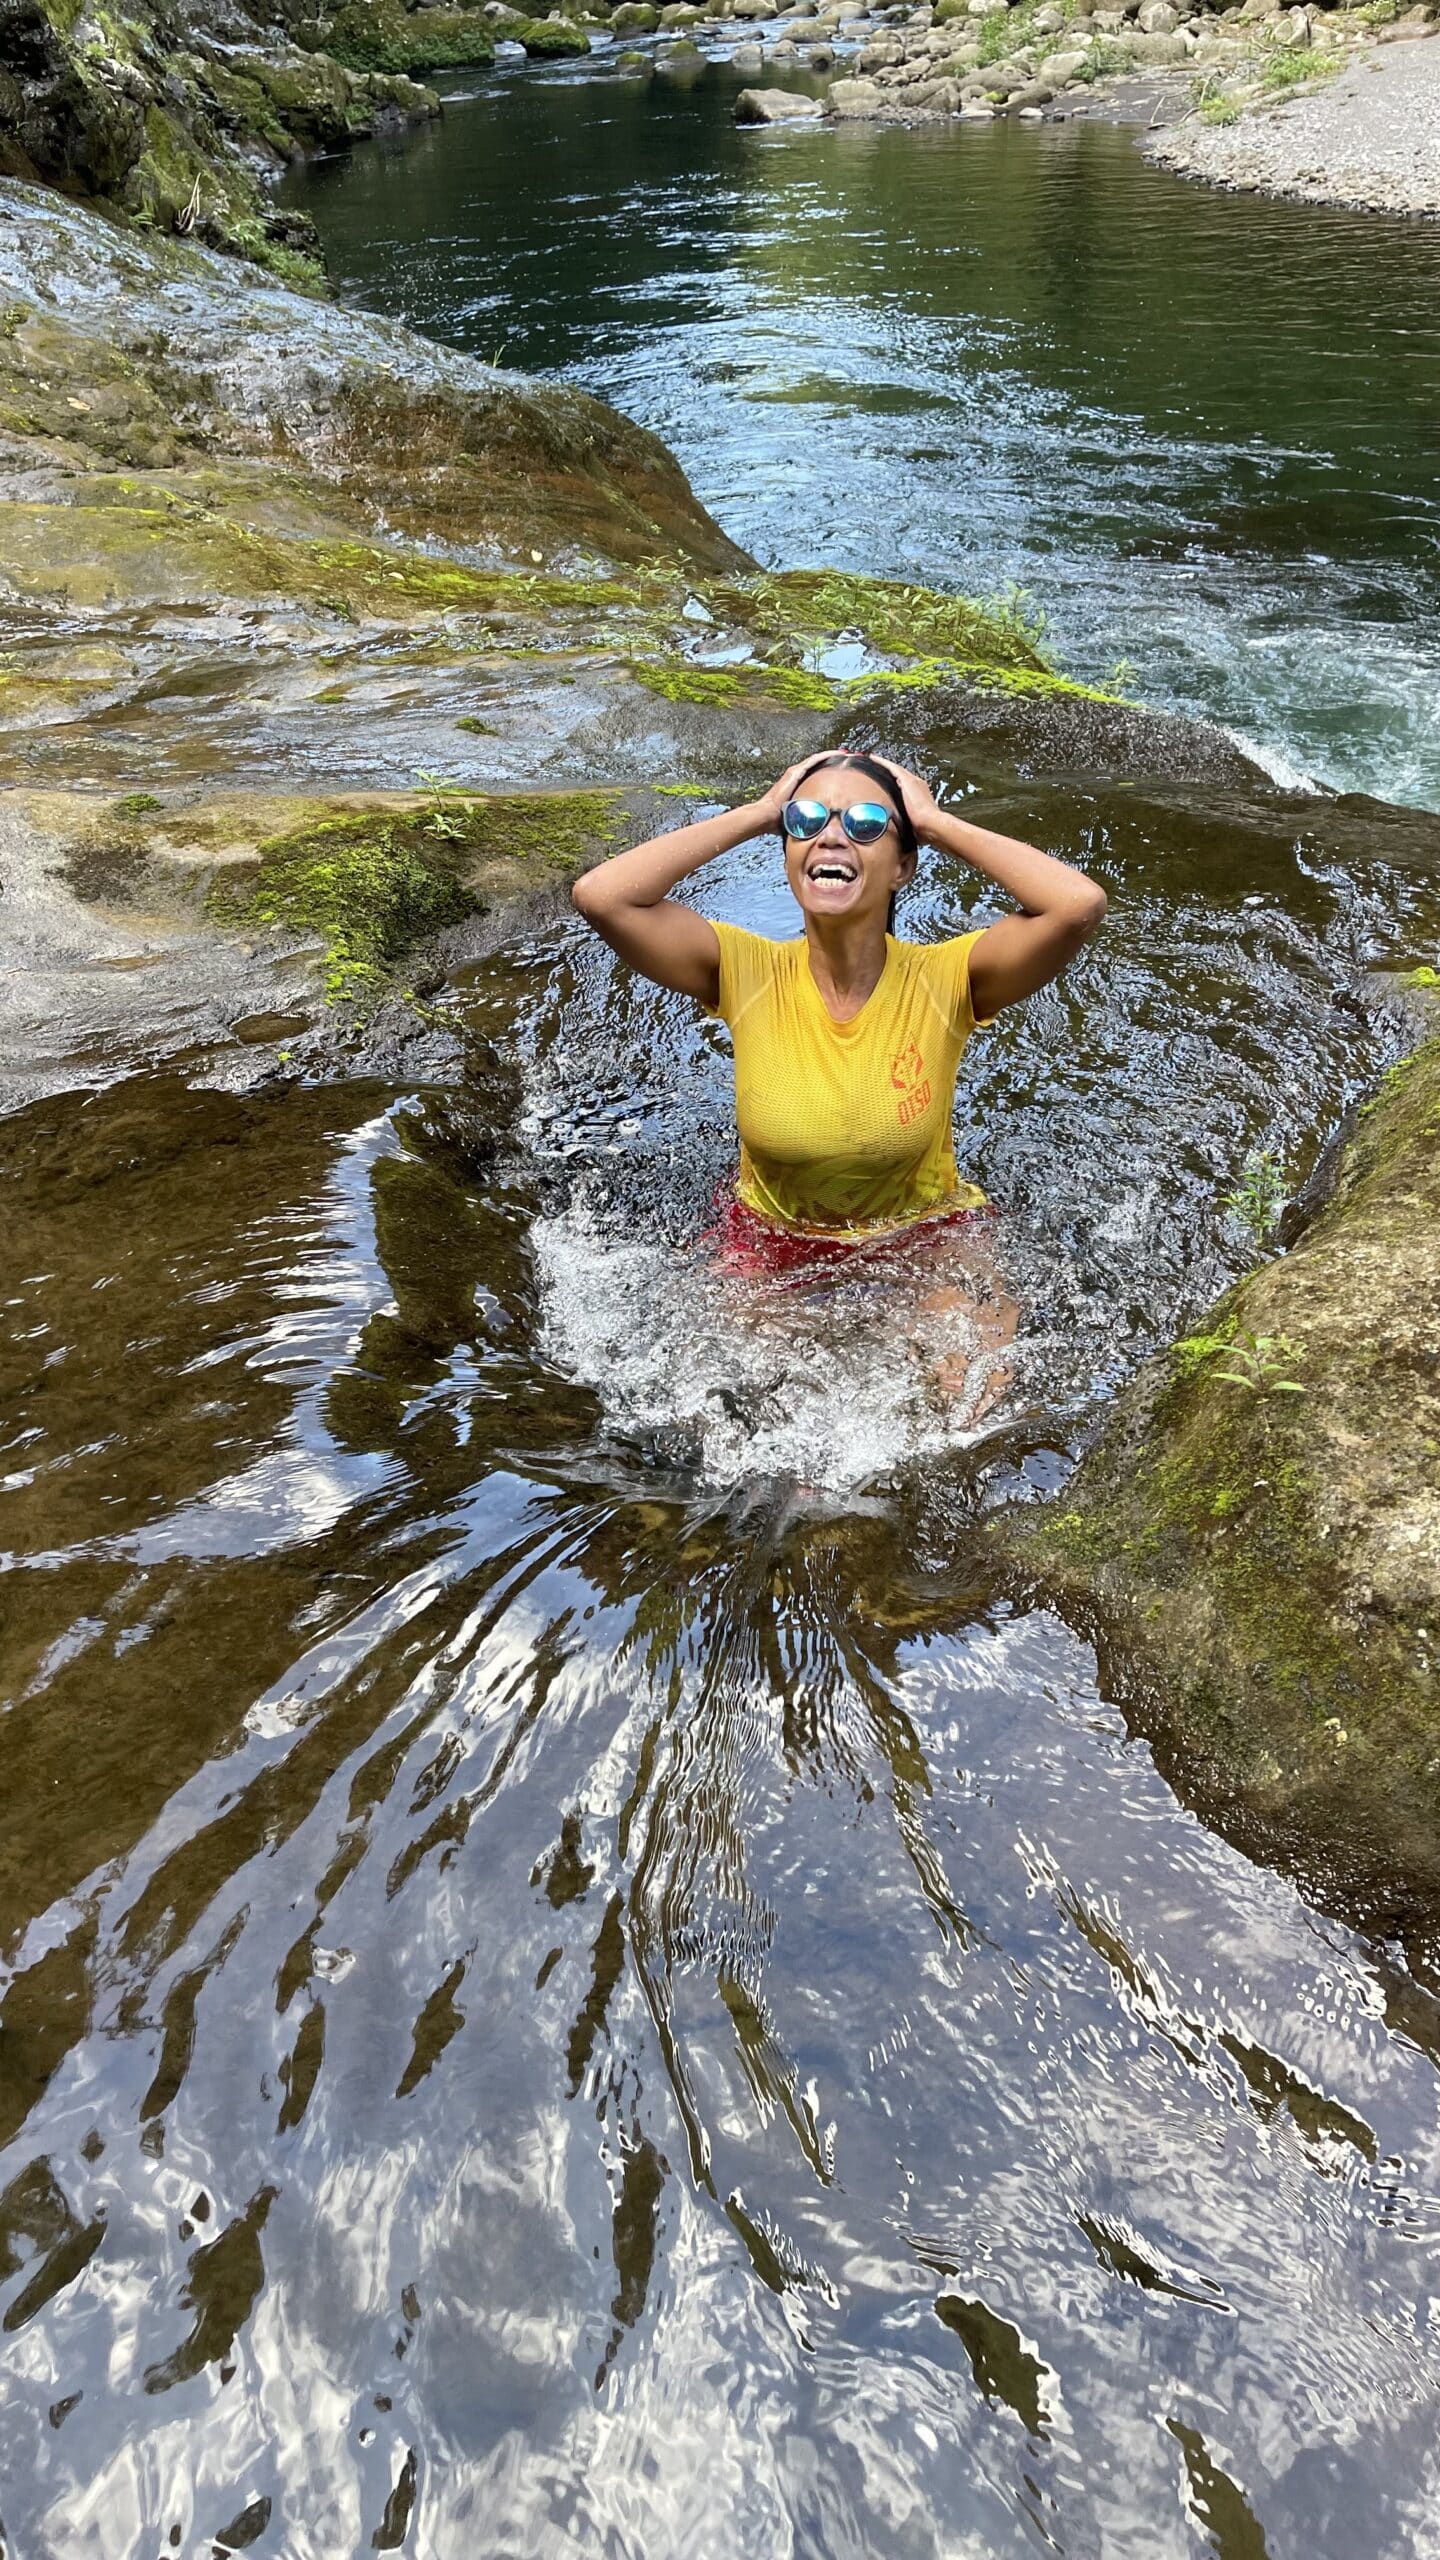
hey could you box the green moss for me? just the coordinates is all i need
[113,790,161,818]
[209,813,470,1004]
[460,788,629,867]
[1401,965,1440,990]
[320,3,497,72]
[510,15,592,51]
[723,568,1055,676]
[628,657,837,711]
[206,790,629,1000]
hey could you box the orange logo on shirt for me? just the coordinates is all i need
[890,1043,931,1128]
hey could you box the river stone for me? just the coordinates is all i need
[958,92,995,110]
[1136,0,1177,25]
[734,79,825,107]
[807,41,837,62]
[1269,4,1311,38]
[1038,43,1089,76]
[732,36,766,61]
[768,34,800,51]
[825,69,887,103]
[731,0,780,18]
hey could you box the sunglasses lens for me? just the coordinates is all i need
[782,798,827,839]
[842,802,891,845]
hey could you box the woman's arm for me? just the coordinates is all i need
[570,763,810,1003]
[885,763,1107,1018]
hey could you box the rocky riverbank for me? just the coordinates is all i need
[1147,26,1440,211]
[996,1017,1440,1936]
[723,0,1435,130]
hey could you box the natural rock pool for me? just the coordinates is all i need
[290,51,1440,813]
[7,765,1440,2550]
[5,65,1440,2560]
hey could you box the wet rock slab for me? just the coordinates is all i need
[997,1021,1440,1940]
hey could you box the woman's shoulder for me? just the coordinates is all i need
[712,921,804,972]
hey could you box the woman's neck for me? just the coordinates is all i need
[803,914,891,1023]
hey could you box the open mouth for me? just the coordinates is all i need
[805,856,859,887]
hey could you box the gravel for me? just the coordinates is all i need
[1145,34,1440,216]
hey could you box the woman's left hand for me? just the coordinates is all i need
[873,758,944,845]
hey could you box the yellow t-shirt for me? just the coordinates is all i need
[709,922,991,1237]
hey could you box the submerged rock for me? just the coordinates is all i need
[999,1024,1440,1937]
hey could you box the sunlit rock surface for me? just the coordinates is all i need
[1001,1022,1440,1933]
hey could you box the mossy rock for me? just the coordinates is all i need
[317,3,498,72]
[997,1033,1440,1938]
[509,16,593,51]
[204,788,633,1003]
[612,3,661,28]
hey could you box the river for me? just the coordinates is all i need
[290,50,1440,812]
[5,53,1440,2560]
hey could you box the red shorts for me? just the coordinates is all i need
[706,1191,995,1282]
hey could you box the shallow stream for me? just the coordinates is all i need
[6,750,1440,2548]
[291,51,1440,812]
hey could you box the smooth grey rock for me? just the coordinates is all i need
[734,79,826,109]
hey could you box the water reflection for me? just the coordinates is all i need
[3,777,1440,2550]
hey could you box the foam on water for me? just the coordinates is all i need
[532,1196,1015,1490]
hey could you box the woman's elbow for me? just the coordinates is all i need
[571,868,608,921]
[1072,883,1107,935]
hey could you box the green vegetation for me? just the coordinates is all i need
[211,812,469,1004]
[1222,1146,1287,1245]
[1074,35,1134,80]
[510,16,591,54]
[1173,1326,1308,1396]
[208,790,627,1003]
[113,791,162,819]
[731,568,1055,674]
[1255,42,1339,91]
[628,659,837,710]
[320,3,497,73]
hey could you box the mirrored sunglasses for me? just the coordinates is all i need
[782,796,894,847]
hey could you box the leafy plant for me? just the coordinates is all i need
[1174,1328,1307,1396]
[1222,1146,1287,1245]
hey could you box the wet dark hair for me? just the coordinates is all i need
[780,750,919,931]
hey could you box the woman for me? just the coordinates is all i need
[571,750,1106,1392]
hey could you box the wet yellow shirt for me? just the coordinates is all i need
[709,922,991,1237]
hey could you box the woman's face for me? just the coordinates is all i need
[782,767,915,926]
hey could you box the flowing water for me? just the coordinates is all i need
[289,52,1440,814]
[6,742,1440,2550]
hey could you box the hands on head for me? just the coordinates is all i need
[760,754,944,845]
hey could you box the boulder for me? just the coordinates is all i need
[807,41,837,62]
[734,79,825,107]
[732,37,766,61]
[1136,0,1177,25]
[1268,3,1311,39]
[730,0,780,18]
[1038,43,1089,76]
[958,93,995,110]
[825,69,887,104]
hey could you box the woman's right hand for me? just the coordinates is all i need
[757,759,815,830]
